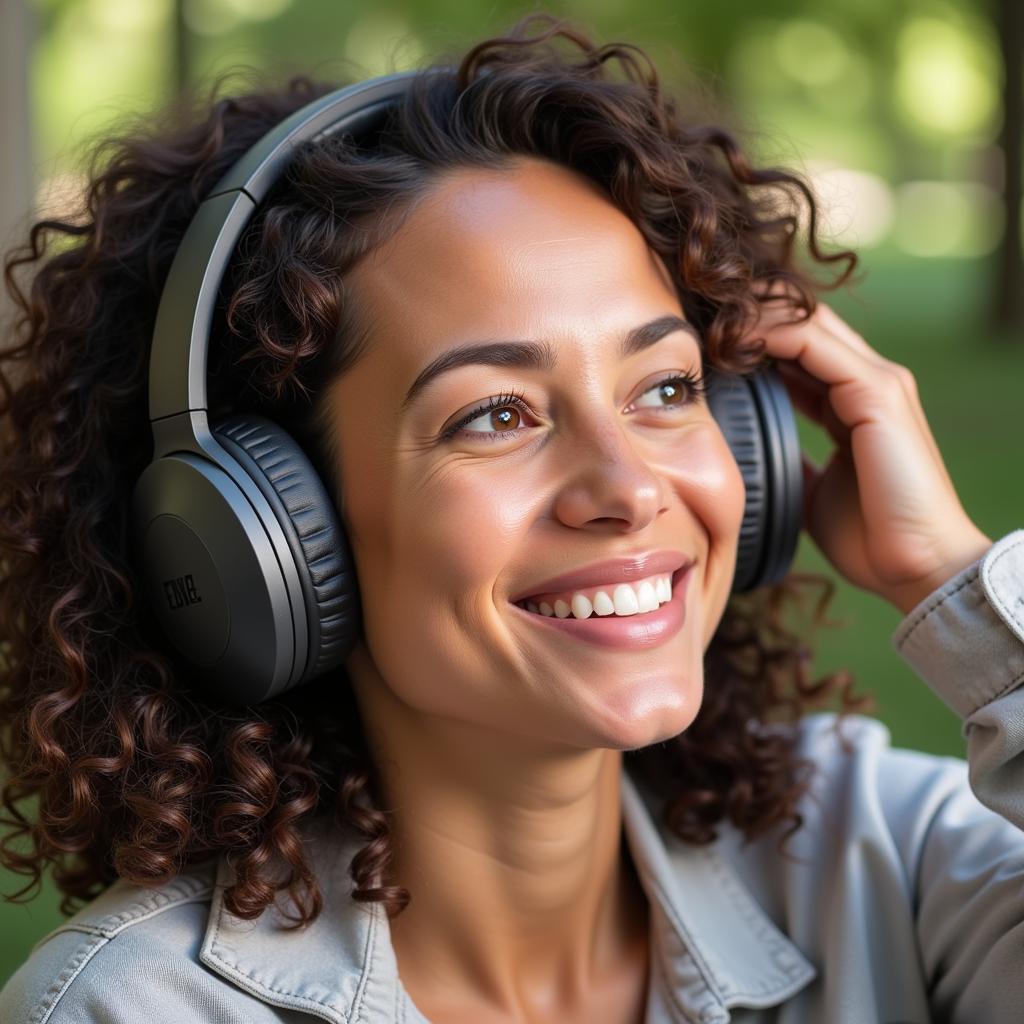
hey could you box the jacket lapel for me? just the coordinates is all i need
[200,818,401,1024]
[200,768,817,1024]
[621,768,817,1022]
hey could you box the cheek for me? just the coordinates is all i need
[355,462,527,626]
[350,468,540,722]
[671,427,746,543]
[398,465,532,590]
[669,428,745,646]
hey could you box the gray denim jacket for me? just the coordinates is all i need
[3,528,1024,1024]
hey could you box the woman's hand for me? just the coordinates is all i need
[744,293,993,616]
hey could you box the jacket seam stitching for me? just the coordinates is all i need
[652,939,706,1024]
[982,536,1024,632]
[38,875,216,943]
[648,932,706,1024]
[964,667,1024,719]
[26,891,217,1023]
[352,902,378,1024]
[701,851,807,996]
[30,923,105,953]
[100,890,214,937]
[896,573,977,651]
[28,934,109,1024]
[642,874,726,1020]
[208,900,353,1022]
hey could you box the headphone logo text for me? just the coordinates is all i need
[163,573,203,611]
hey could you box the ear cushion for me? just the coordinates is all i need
[705,369,767,593]
[212,413,360,684]
[705,364,803,593]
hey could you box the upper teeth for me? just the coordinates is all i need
[519,573,674,619]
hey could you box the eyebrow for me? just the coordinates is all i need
[400,315,701,411]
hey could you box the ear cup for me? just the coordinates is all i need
[212,413,361,685]
[705,364,803,592]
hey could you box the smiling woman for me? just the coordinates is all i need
[2,11,1022,1024]
[324,155,748,746]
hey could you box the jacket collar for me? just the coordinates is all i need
[200,765,816,1023]
[619,768,817,1020]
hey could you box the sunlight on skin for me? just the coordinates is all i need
[318,156,745,1021]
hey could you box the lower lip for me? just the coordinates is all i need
[509,565,693,650]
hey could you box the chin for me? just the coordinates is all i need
[588,676,705,753]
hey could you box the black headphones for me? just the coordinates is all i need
[129,69,803,707]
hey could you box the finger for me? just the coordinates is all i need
[776,359,851,448]
[813,303,884,362]
[754,315,900,433]
[737,293,858,438]
[814,304,952,488]
[748,295,951,491]
[755,299,885,379]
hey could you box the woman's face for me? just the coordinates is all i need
[323,156,745,753]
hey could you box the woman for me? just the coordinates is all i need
[1,13,1020,1024]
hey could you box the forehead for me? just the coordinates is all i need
[344,157,685,362]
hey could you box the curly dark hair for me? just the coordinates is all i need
[0,13,874,928]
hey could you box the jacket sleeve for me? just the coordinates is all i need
[890,527,1024,1021]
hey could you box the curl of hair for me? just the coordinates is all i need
[1,13,874,927]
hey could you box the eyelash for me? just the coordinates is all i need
[440,370,709,443]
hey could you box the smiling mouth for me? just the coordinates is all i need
[510,565,690,619]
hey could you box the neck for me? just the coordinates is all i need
[348,653,651,1020]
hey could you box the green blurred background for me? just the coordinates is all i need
[1,0,1022,986]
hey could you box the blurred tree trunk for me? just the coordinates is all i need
[173,0,191,97]
[0,0,35,291]
[995,0,1024,333]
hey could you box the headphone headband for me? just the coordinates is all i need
[148,70,424,428]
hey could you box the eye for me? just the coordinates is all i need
[440,370,707,444]
[440,388,533,442]
[631,370,708,412]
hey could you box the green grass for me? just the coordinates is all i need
[2,248,1022,989]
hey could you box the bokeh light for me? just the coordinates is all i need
[342,11,426,76]
[805,161,896,249]
[775,19,850,87]
[891,180,1004,257]
[895,16,999,137]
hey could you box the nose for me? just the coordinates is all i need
[551,414,667,533]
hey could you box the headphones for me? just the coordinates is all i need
[129,69,803,707]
